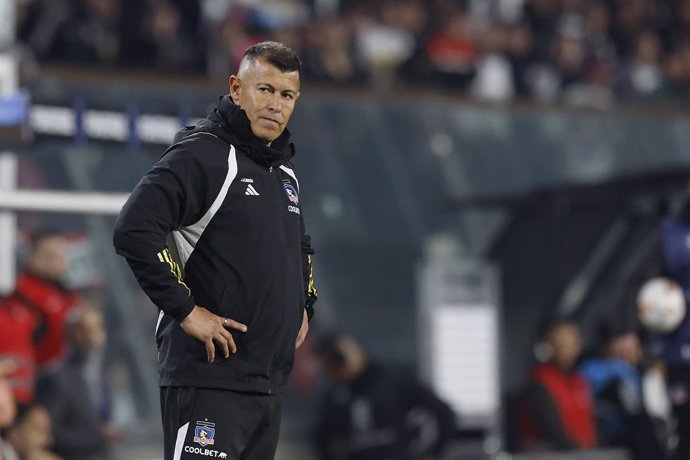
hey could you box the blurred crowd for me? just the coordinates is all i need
[0,230,121,460]
[511,322,672,459]
[11,0,690,108]
[508,188,690,460]
[0,228,460,460]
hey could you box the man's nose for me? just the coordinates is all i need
[267,94,282,112]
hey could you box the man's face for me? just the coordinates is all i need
[29,235,68,281]
[229,58,300,144]
[547,324,582,371]
[0,378,16,429]
[72,309,107,354]
[17,406,53,449]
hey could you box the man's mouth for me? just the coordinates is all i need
[260,117,281,126]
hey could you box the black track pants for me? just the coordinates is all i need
[161,387,283,460]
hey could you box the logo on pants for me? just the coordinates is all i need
[193,420,216,446]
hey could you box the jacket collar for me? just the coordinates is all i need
[211,95,295,168]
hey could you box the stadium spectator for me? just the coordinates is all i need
[5,404,61,460]
[579,328,667,459]
[0,230,80,404]
[424,4,478,90]
[354,0,420,88]
[583,0,616,63]
[313,333,457,460]
[654,47,690,102]
[471,21,514,101]
[209,8,257,78]
[15,0,75,62]
[301,15,366,86]
[35,306,120,460]
[523,0,561,62]
[0,295,42,405]
[49,0,121,65]
[518,321,597,452]
[0,361,19,460]
[11,0,690,104]
[18,230,80,367]
[134,0,205,73]
[507,22,537,98]
[618,29,664,99]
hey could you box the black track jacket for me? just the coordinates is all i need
[113,96,317,394]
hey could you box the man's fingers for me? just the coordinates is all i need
[183,311,245,362]
[296,328,307,349]
[214,333,230,360]
[205,339,215,363]
[219,329,237,356]
[295,323,308,350]
[295,310,308,349]
[222,318,247,333]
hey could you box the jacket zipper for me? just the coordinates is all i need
[268,163,284,395]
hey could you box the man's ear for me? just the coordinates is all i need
[229,75,241,103]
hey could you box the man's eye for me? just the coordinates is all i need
[259,87,270,93]
[283,93,293,100]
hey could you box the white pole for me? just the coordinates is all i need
[0,0,15,52]
[0,190,129,214]
[0,152,18,294]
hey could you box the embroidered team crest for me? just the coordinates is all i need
[282,182,299,205]
[193,421,216,446]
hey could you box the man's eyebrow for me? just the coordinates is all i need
[257,82,298,94]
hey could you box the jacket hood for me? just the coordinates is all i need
[173,95,295,168]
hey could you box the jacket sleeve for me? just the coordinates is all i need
[301,213,318,320]
[113,145,208,322]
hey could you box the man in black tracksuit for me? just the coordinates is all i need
[314,334,457,460]
[113,42,317,460]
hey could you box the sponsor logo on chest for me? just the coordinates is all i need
[283,180,301,215]
[282,181,299,205]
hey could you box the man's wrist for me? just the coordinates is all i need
[170,301,196,323]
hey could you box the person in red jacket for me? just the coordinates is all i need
[13,229,80,367]
[0,229,80,404]
[0,301,41,404]
[0,361,20,460]
[519,321,597,452]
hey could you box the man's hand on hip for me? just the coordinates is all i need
[295,309,309,349]
[180,305,247,362]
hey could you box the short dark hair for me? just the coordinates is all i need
[30,227,63,249]
[242,41,301,75]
